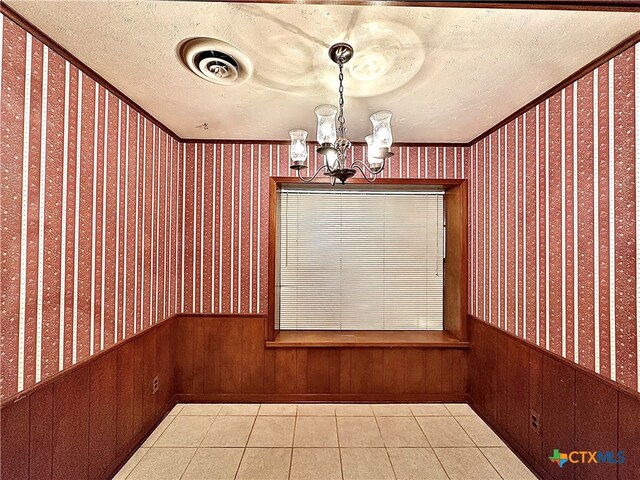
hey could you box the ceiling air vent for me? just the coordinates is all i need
[179,37,252,86]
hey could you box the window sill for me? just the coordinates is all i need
[265,330,469,348]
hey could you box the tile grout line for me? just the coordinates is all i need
[178,408,222,478]
[124,411,184,479]
[411,405,453,479]
[334,410,345,480]
[176,448,198,480]
[408,404,449,479]
[449,413,477,447]
[233,410,258,480]
[417,407,475,478]
[152,413,177,446]
[287,413,297,480]
[122,447,151,480]
[371,407,398,479]
[449,412,507,480]
[418,404,451,479]
[475,445,507,480]
[409,405,433,449]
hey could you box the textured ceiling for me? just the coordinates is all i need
[6,0,639,142]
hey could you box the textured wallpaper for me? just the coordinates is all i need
[177,143,470,316]
[0,16,180,399]
[467,44,640,392]
[2,9,639,402]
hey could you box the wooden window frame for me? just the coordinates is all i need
[267,177,468,346]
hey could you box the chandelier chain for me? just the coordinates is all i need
[337,61,346,138]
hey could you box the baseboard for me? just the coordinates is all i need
[175,393,467,403]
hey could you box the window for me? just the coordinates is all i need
[276,186,445,331]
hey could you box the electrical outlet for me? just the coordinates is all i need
[152,375,159,395]
[530,409,541,435]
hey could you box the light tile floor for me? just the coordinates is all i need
[113,403,537,480]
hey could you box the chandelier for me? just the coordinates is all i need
[288,43,394,184]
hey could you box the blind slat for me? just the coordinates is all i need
[278,189,444,331]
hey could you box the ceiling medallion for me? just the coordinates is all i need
[288,43,394,184]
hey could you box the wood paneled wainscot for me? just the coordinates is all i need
[468,315,640,480]
[174,315,468,403]
[0,320,175,480]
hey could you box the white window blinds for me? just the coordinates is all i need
[277,188,444,331]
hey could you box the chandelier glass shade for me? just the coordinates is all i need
[288,43,394,184]
[288,128,308,166]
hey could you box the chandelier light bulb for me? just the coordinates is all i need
[365,134,382,171]
[324,149,340,171]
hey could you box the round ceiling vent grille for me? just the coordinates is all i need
[179,38,252,86]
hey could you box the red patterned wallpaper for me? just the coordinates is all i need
[467,44,640,392]
[0,17,181,400]
[177,143,470,315]
[3,9,639,402]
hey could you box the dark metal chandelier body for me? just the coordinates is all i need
[289,43,394,184]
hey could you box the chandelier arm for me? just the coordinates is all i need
[350,158,385,176]
[351,163,377,183]
[296,164,328,183]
